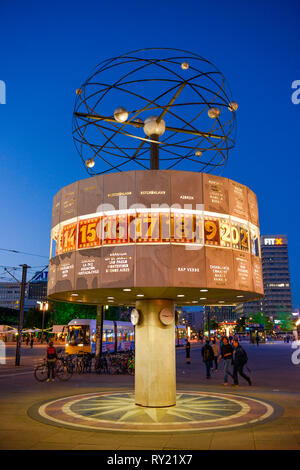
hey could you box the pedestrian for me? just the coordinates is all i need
[185,338,191,364]
[46,341,57,382]
[201,339,214,379]
[218,336,233,386]
[30,337,34,349]
[232,340,252,386]
[229,335,233,344]
[211,339,219,370]
[26,336,29,346]
[255,334,260,347]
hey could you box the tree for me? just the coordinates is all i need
[51,302,97,326]
[235,317,246,332]
[248,312,274,330]
[23,307,52,329]
[276,310,295,332]
[0,306,19,326]
[205,319,218,331]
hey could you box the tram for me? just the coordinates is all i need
[65,319,188,355]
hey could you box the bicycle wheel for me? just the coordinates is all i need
[34,365,48,382]
[77,360,84,374]
[56,362,72,381]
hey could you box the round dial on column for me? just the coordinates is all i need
[159,308,174,325]
[130,308,139,326]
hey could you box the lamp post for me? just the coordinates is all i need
[38,301,49,343]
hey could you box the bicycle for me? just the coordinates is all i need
[34,355,73,382]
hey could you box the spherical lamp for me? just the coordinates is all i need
[208,107,220,119]
[143,116,166,137]
[114,107,129,123]
[85,159,95,168]
[228,101,238,112]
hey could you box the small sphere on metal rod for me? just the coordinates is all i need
[143,116,166,137]
[195,150,203,157]
[85,159,95,168]
[228,101,238,112]
[181,62,189,70]
[76,88,82,95]
[133,117,143,127]
[208,107,220,119]
[114,107,129,123]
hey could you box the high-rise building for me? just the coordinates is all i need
[0,271,48,312]
[178,307,204,330]
[236,235,293,319]
[205,306,237,324]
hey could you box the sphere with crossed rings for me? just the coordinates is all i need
[72,48,237,175]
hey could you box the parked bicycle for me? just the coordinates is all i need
[34,354,73,382]
[96,351,135,375]
[66,353,92,374]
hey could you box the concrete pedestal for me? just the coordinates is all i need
[135,299,176,407]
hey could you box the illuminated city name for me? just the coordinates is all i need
[51,209,260,258]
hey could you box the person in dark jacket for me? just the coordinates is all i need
[185,338,191,364]
[46,341,57,382]
[201,340,214,379]
[232,340,252,386]
[218,336,233,386]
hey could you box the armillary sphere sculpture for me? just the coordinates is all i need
[72,48,237,174]
[48,49,263,409]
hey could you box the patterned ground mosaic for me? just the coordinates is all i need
[28,390,281,433]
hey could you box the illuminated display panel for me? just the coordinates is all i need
[78,217,101,249]
[57,222,77,254]
[103,214,128,245]
[51,209,261,258]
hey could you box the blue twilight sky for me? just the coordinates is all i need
[0,0,299,304]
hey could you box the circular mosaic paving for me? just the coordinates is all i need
[28,390,280,433]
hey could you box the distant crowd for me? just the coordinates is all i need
[185,335,252,387]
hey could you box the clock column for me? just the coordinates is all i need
[134,299,176,407]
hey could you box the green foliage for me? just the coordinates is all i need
[103,306,130,321]
[0,306,19,326]
[205,319,219,331]
[276,310,295,331]
[23,307,52,329]
[247,312,274,330]
[51,302,97,326]
[235,316,246,332]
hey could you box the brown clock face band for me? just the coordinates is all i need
[48,171,263,306]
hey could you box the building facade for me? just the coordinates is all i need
[0,271,48,312]
[205,306,237,324]
[236,235,293,319]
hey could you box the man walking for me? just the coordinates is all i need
[201,339,214,379]
[218,336,233,386]
[232,339,252,386]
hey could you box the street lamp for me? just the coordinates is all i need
[38,301,49,343]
